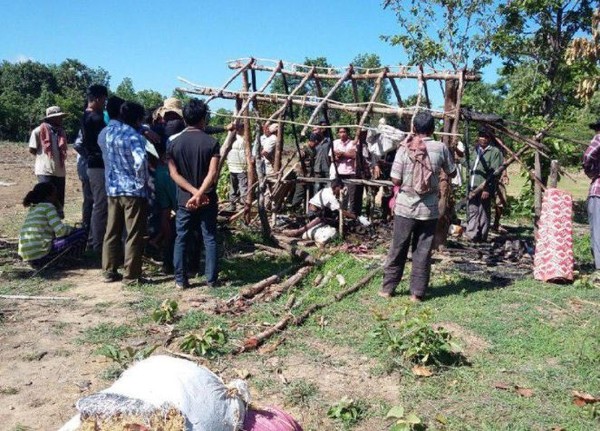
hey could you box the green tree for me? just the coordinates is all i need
[114,77,138,102]
[382,0,496,71]
[492,0,598,119]
[137,89,165,110]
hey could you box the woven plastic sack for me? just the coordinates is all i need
[366,124,405,157]
[59,355,249,431]
[533,188,574,282]
[242,406,303,431]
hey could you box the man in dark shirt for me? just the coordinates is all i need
[167,99,220,289]
[81,84,108,252]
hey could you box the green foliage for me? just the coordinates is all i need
[283,379,318,407]
[327,397,367,428]
[79,323,133,345]
[382,0,496,70]
[386,405,422,431]
[0,59,108,141]
[98,344,158,369]
[151,299,178,324]
[179,325,228,357]
[371,306,458,365]
[573,233,594,265]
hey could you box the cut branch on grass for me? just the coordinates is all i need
[239,264,303,299]
[265,266,312,301]
[237,266,382,353]
[0,294,73,301]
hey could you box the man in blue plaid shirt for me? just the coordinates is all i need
[102,101,149,285]
[584,118,600,271]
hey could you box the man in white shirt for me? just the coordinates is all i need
[282,179,355,237]
[260,122,278,176]
[226,123,248,211]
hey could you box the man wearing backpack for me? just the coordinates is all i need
[379,112,456,302]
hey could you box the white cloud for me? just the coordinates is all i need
[13,54,34,63]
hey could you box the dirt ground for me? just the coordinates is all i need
[0,143,403,430]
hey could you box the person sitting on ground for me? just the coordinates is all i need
[18,182,87,269]
[282,178,355,237]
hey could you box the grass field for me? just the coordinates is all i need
[1,141,599,430]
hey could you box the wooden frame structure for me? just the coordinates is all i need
[178,57,564,245]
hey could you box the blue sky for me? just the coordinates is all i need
[0,0,497,110]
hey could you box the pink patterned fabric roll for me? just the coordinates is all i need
[242,406,303,431]
[534,188,574,282]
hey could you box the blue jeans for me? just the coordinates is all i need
[174,200,218,285]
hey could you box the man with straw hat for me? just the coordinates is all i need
[28,105,69,216]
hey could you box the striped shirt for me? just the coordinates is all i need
[18,203,70,261]
[583,133,600,198]
[104,121,149,198]
[391,138,456,220]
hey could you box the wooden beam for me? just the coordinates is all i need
[207,58,255,104]
[301,67,353,136]
[228,62,480,81]
[179,87,451,119]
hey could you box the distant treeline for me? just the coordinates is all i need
[0,58,170,142]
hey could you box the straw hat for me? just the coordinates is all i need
[156,98,183,119]
[44,106,67,120]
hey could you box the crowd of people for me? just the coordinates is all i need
[19,83,519,299]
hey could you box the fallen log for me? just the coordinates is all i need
[239,264,302,298]
[265,266,312,300]
[238,266,382,353]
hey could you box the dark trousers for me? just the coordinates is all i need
[174,200,218,285]
[37,175,65,214]
[466,194,492,242]
[102,196,147,280]
[229,172,248,207]
[382,215,437,297]
[588,196,600,270]
[339,174,363,216]
[29,228,87,269]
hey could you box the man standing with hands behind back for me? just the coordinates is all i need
[167,99,220,289]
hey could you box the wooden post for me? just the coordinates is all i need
[549,159,559,188]
[387,76,403,107]
[433,78,459,250]
[301,67,352,136]
[534,149,542,223]
[241,72,257,223]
